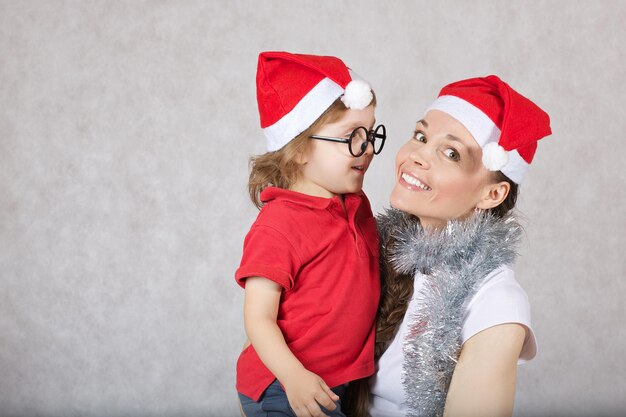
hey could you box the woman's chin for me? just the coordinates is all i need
[390,188,419,216]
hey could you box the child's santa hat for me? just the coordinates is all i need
[425,75,551,184]
[256,51,374,151]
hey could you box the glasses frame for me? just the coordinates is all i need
[309,124,386,157]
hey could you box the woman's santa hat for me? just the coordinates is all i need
[256,51,374,151]
[425,75,551,184]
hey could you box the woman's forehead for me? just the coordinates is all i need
[422,111,478,143]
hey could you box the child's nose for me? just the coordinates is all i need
[362,140,375,156]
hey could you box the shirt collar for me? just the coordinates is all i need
[260,187,363,210]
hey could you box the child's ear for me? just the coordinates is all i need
[476,181,510,210]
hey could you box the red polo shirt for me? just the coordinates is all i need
[235,187,380,401]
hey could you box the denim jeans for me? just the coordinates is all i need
[238,379,347,417]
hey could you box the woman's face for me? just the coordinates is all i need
[390,110,503,228]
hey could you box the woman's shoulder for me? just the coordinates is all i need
[463,264,537,361]
[466,265,530,317]
[472,265,525,299]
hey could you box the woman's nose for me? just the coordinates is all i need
[408,146,430,168]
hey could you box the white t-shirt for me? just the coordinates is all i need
[369,265,537,417]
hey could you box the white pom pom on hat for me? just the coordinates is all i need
[424,75,552,184]
[341,79,373,110]
[256,51,374,152]
[482,142,509,171]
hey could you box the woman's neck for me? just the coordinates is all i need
[416,217,446,230]
[417,210,476,230]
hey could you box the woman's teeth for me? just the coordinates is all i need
[401,173,431,190]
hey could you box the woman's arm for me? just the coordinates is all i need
[244,276,339,417]
[443,323,526,417]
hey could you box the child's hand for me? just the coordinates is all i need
[282,369,340,417]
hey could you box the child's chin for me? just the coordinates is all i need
[342,183,363,194]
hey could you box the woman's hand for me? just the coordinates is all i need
[282,368,340,417]
[443,323,526,417]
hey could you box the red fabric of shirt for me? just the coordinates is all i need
[235,187,380,401]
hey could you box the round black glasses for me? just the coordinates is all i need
[309,124,386,157]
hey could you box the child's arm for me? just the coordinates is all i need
[244,276,340,417]
[442,323,526,417]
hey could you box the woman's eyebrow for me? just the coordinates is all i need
[446,134,476,157]
[416,119,429,128]
[445,134,463,143]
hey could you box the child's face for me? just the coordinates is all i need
[294,105,376,198]
[390,109,498,228]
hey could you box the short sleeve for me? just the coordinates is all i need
[461,266,538,363]
[235,224,302,291]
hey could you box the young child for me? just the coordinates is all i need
[235,52,383,417]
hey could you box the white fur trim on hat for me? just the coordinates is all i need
[501,149,529,184]
[482,142,509,171]
[341,80,373,110]
[426,95,500,148]
[263,77,344,151]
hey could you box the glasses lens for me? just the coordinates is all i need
[373,125,386,154]
[350,127,368,156]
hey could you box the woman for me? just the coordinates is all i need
[362,75,551,417]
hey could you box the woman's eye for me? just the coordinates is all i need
[443,148,460,161]
[413,131,426,142]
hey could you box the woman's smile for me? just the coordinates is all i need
[399,170,432,191]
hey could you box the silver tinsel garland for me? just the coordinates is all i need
[377,208,523,417]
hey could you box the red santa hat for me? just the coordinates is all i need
[425,75,551,184]
[256,51,373,151]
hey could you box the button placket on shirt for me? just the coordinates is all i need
[345,196,369,257]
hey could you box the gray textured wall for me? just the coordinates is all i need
[1,1,624,416]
